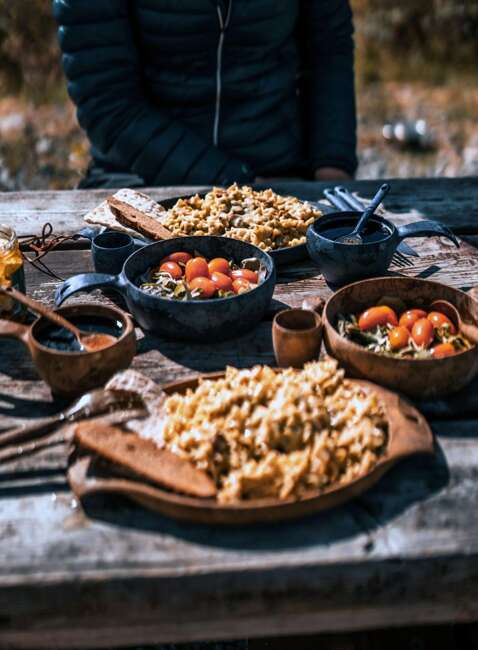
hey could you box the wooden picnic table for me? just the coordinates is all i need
[1,177,478,649]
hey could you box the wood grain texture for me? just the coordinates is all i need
[1,180,478,647]
[1,177,478,238]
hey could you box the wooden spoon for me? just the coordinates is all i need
[0,286,117,352]
[430,298,478,343]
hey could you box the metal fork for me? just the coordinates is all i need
[391,251,414,268]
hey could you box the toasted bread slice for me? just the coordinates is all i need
[107,189,174,240]
[74,421,216,498]
[84,200,137,235]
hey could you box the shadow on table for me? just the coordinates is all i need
[82,441,448,552]
[416,375,478,421]
[276,261,320,284]
[0,391,59,422]
[137,298,289,373]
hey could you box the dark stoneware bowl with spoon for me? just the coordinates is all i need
[307,213,459,287]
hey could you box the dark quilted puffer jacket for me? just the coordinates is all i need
[53,1,357,186]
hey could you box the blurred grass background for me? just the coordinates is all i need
[0,0,477,190]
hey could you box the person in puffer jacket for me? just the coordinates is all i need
[53,1,357,188]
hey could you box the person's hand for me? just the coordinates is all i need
[314,167,351,181]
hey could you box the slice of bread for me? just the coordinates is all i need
[107,189,174,240]
[84,200,137,236]
[74,420,216,498]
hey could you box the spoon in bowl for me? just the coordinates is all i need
[337,183,391,245]
[429,298,478,344]
[0,286,117,352]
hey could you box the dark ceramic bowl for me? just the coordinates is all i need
[306,212,459,286]
[55,236,276,342]
[157,194,333,266]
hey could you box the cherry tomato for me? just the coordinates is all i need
[159,261,182,280]
[208,258,231,276]
[358,305,398,331]
[210,271,233,292]
[232,279,251,294]
[432,342,456,359]
[185,257,209,282]
[231,269,258,284]
[160,251,192,266]
[427,311,456,334]
[388,326,410,350]
[398,309,427,332]
[189,276,216,299]
[411,318,434,348]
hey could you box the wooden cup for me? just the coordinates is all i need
[272,308,323,368]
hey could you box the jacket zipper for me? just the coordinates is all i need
[213,0,232,147]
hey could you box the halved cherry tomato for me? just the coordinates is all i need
[432,342,456,359]
[185,257,209,282]
[208,258,231,276]
[358,305,398,331]
[189,276,216,299]
[398,309,427,332]
[159,261,182,280]
[388,326,410,350]
[427,311,457,334]
[411,318,434,348]
[210,271,233,292]
[232,278,251,294]
[231,268,258,284]
[160,251,192,266]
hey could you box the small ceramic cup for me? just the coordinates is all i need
[272,307,323,368]
[91,231,135,274]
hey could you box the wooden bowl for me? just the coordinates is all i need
[323,276,478,398]
[68,374,433,525]
[0,303,136,398]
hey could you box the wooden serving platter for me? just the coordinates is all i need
[68,376,433,525]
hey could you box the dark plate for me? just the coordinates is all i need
[154,193,333,266]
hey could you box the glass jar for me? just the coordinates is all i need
[0,224,26,320]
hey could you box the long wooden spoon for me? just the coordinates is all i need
[0,286,117,352]
[430,298,478,344]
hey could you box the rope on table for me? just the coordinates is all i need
[18,222,81,281]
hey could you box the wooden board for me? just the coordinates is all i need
[1,177,478,239]
[68,378,433,524]
[1,179,478,648]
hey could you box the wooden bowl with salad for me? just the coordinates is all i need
[323,276,478,398]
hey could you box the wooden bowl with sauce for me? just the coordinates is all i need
[0,303,136,398]
[323,276,478,399]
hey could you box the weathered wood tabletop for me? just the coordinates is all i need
[1,177,478,650]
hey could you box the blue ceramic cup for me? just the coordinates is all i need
[91,231,135,275]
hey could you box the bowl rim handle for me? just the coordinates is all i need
[55,273,126,306]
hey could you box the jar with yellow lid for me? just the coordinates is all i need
[0,225,25,320]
